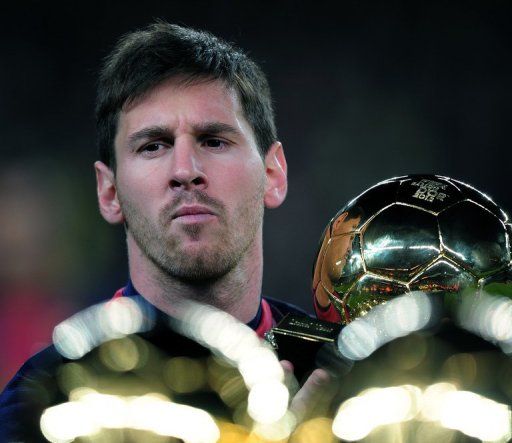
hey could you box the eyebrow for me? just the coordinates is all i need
[127,126,173,147]
[127,122,242,147]
[193,122,242,137]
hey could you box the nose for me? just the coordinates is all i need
[169,140,208,190]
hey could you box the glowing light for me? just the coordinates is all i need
[40,390,220,443]
[40,401,100,442]
[173,301,290,425]
[177,303,262,366]
[99,337,140,372]
[333,382,511,442]
[75,389,128,428]
[247,380,289,424]
[393,291,432,332]
[238,346,284,387]
[332,385,419,441]
[332,396,375,440]
[488,300,512,341]
[99,297,145,336]
[439,391,511,441]
[338,318,379,360]
[53,298,154,360]
[420,382,457,421]
[129,394,220,442]
[456,291,512,353]
[338,291,436,360]
[252,410,297,441]
[53,321,92,360]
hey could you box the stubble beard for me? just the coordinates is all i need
[119,187,264,286]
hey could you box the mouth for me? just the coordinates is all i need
[172,205,217,223]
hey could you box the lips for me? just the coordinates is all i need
[172,205,216,222]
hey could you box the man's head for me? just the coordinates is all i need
[96,21,277,170]
[94,22,287,287]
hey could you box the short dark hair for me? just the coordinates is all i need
[96,21,277,169]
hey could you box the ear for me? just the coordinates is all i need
[264,141,288,209]
[94,161,125,224]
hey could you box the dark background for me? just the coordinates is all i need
[1,1,510,379]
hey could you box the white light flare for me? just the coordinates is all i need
[456,291,512,352]
[70,388,127,429]
[332,382,511,442]
[420,382,457,421]
[129,394,220,442]
[99,296,146,336]
[338,291,437,360]
[238,346,285,388]
[438,390,511,442]
[40,390,220,443]
[332,385,420,441]
[172,301,290,432]
[52,321,92,361]
[40,401,100,443]
[53,297,154,360]
[247,380,290,424]
[251,410,297,441]
[337,317,379,360]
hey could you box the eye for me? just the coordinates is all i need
[142,143,163,152]
[203,138,228,150]
[138,142,169,156]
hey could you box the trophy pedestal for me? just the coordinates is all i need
[266,314,342,382]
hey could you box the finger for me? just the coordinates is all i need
[280,359,299,394]
[289,368,333,422]
[280,359,294,375]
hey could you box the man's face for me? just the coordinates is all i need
[110,78,271,282]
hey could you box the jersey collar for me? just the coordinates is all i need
[117,280,273,338]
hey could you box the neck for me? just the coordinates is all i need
[126,235,263,323]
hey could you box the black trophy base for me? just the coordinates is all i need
[265,314,342,382]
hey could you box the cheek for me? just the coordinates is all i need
[116,171,164,217]
[118,161,167,193]
[222,164,265,203]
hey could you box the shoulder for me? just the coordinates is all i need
[0,345,66,441]
[263,296,311,324]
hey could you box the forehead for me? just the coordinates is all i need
[117,77,248,135]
